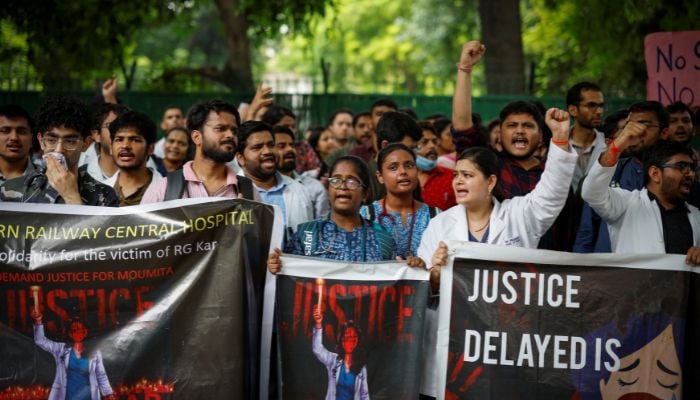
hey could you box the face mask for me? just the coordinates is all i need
[415,155,437,171]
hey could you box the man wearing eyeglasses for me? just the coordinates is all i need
[583,136,700,262]
[609,101,669,191]
[0,97,118,206]
[566,82,607,192]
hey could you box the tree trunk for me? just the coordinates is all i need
[478,0,526,94]
[214,0,255,93]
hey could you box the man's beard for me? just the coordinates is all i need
[202,143,235,163]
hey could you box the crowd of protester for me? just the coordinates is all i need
[1,40,699,399]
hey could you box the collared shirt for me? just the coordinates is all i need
[255,172,288,224]
[140,160,258,203]
[114,171,158,206]
[570,129,605,192]
[648,191,693,254]
[420,166,456,211]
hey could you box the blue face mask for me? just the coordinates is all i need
[415,155,437,171]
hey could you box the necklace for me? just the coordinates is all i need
[471,219,490,232]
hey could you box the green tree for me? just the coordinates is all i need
[0,0,174,90]
[267,0,481,95]
[522,0,700,97]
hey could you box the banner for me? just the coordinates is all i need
[644,31,700,107]
[437,242,699,400]
[0,198,276,400]
[270,256,430,399]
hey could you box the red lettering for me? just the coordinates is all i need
[347,285,368,322]
[292,281,304,337]
[109,288,132,327]
[367,285,378,337]
[378,286,396,340]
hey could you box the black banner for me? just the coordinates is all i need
[0,199,274,400]
[273,256,429,400]
[438,243,698,400]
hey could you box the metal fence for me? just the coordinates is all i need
[0,91,636,138]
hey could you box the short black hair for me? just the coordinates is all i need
[666,101,695,121]
[399,108,418,120]
[328,107,354,126]
[91,103,130,131]
[163,104,183,114]
[370,98,398,114]
[601,109,629,139]
[352,111,371,127]
[35,96,92,138]
[375,111,422,145]
[643,140,695,185]
[186,99,240,133]
[262,105,295,126]
[0,104,33,132]
[566,81,602,106]
[424,113,448,121]
[237,120,273,153]
[109,110,158,145]
[418,121,437,136]
[629,101,670,130]
[499,101,544,132]
[432,117,451,136]
[272,125,295,142]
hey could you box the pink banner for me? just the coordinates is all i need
[645,31,700,107]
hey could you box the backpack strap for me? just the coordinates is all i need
[164,169,185,201]
[237,175,254,200]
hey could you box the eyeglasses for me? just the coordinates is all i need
[658,161,696,174]
[578,102,606,111]
[328,177,364,190]
[42,134,82,150]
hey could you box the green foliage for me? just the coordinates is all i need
[265,0,482,95]
[0,0,176,90]
[522,0,700,98]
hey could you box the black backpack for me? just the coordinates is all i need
[164,169,254,201]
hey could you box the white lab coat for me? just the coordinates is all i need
[416,141,578,396]
[581,159,700,254]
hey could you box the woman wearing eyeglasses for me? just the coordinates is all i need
[268,156,426,272]
[360,143,437,261]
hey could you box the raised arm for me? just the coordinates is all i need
[451,41,487,153]
[452,41,485,131]
[581,120,643,222]
[510,109,578,240]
